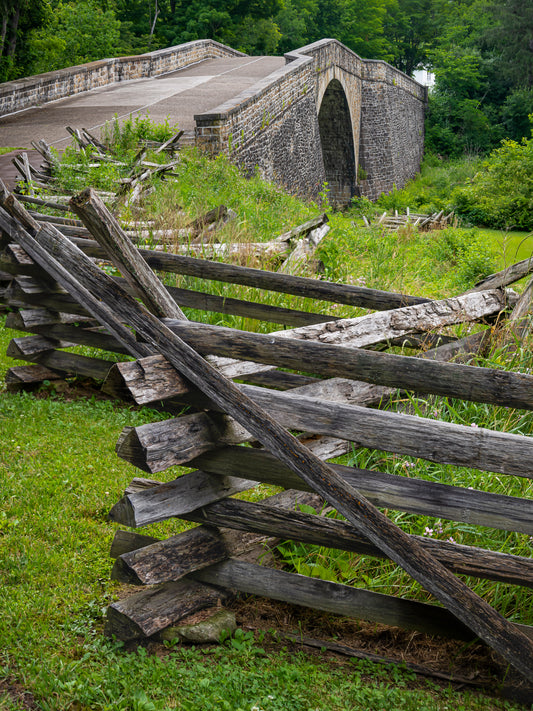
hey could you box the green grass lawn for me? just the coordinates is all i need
[481,228,533,268]
[0,313,521,710]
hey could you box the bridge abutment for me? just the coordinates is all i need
[318,79,357,207]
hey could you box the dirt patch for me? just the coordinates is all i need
[0,677,39,710]
[227,596,500,682]
[15,377,119,402]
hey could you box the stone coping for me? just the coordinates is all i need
[194,38,426,124]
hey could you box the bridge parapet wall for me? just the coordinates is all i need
[363,59,426,100]
[195,53,325,198]
[0,40,244,118]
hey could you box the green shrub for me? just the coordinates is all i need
[453,133,533,230]
[428,227,496,289]
[350,195,374,220]
[53,144,123,193]
[373,155,479,216]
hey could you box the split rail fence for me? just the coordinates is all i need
[3,182,533,683]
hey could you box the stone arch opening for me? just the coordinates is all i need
[317,79,356,207]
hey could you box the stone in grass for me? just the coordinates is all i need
[160,609,237,644]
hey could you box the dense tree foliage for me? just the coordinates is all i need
[426,0,533,156]
[1,0,532,157]
[383,0,447,75]
[27,2,121,75]
[0,0,431,79]
[0,0,48,80]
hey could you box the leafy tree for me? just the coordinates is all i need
[336,0,394,60]
[159,0,283,49]
[275,0,318,54]
[383,0,447,75]
[424,0,521,156]
[27,1,121,74]
[0,0,48,80]
[111,0,166,54]
[485,0,533,89]
[502,88,533,141]
[453,128,533,229]
[229,17,282,55]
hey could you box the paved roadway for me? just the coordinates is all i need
[0,55,284,186]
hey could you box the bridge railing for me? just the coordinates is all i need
[0,40,245,118]
[195,37,425,154]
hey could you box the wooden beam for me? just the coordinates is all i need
[67,236,429,312]
[70,188,187,320]
[6,308,95,329]
[1,253,341,328]
[193,447,533,536]
[4,198,533,680]
[6,337,117,380]
[112,526,228,585]
[472,256,533,292]
[192,560,533,643]
[105,578,230,640]
[205,288,510,379]
[506,274,533,342]
[144,319,533,410]
[115,380,533,478]
[191,560,484,642]
[115,411,249,472]
[112,498,533,588]
[109,436,345,529]
[101,329,488,409]
[110,447,533,534]
[0,210,153,361]
[274,214,329,243]
[3,282,90,317]
[12,321,129,355]
[112,488,322,585]
[5,363,62,386]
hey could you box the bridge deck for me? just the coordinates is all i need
[0,56,285,149]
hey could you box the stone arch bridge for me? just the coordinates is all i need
[196,39,427,205]
[0,39,426,205]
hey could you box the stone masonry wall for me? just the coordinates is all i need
[195,39,426,203]
[0,40,244,117]
[195,53,326,199]
[358,60,426,200]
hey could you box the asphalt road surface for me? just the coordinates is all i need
[0,55,284,186]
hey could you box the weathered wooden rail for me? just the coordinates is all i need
[2,183,533,684]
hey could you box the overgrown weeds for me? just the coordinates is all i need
[101,113,179,155]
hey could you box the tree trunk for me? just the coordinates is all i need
[6,0,20,58]
[0,14,8,59]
